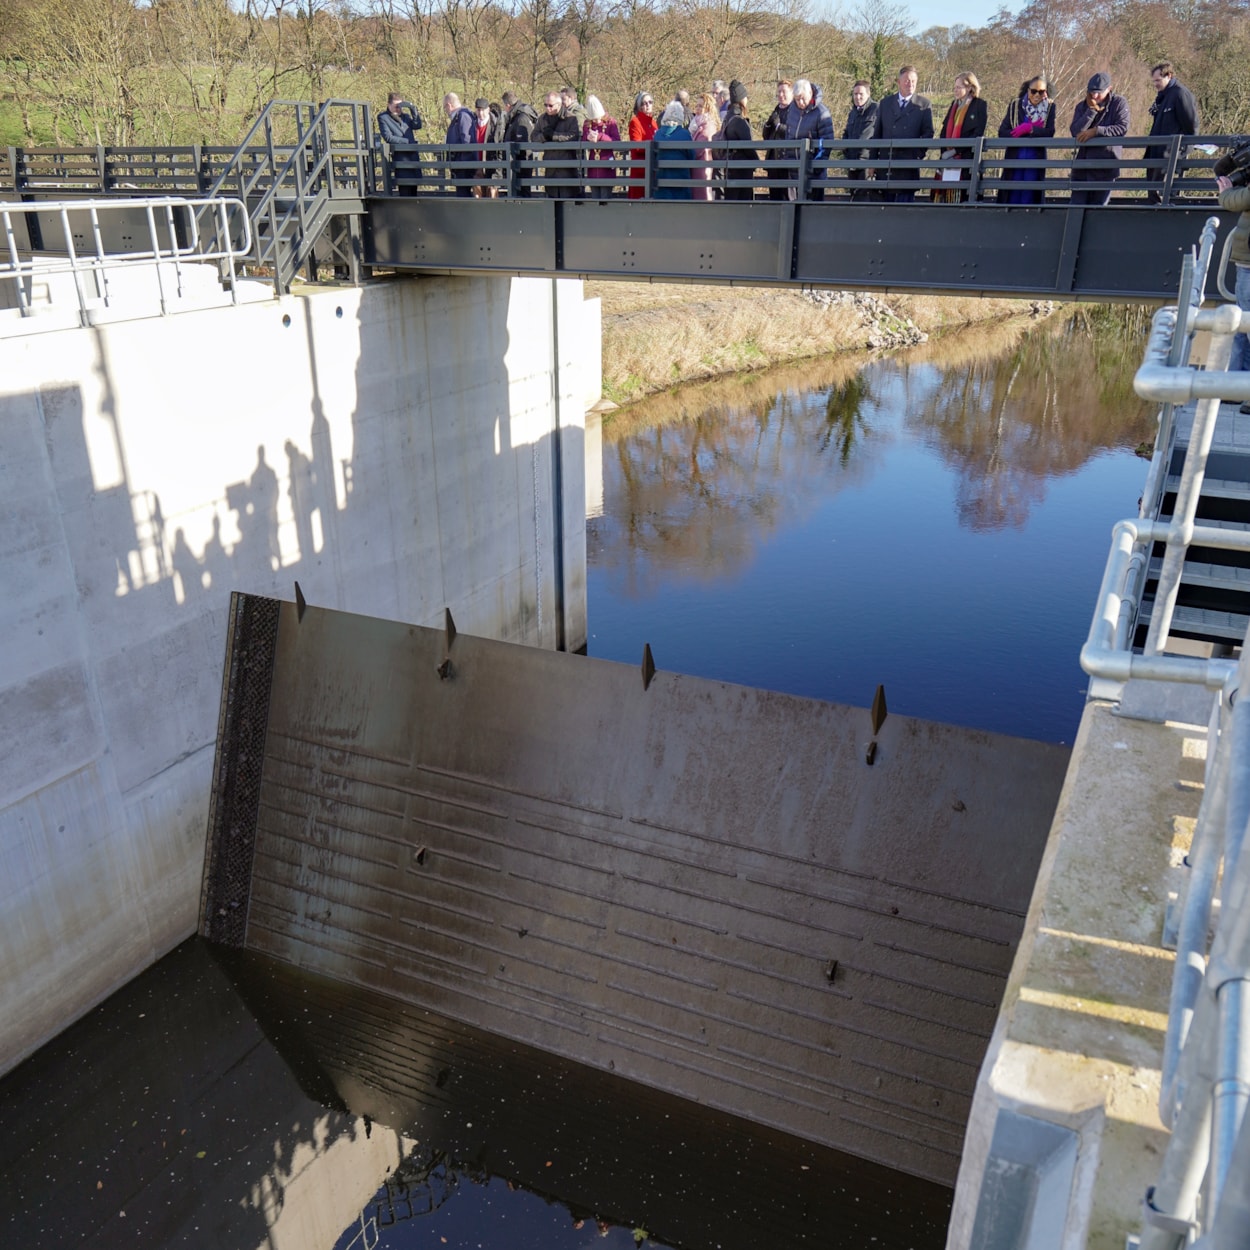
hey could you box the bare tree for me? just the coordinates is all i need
[846,0,912,98]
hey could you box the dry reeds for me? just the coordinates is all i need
[591,281,1051,405]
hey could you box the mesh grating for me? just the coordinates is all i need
[198,592,281,946]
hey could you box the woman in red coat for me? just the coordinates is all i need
[628,91,657,199]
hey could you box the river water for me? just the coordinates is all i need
[588,308,1155,744]
[0,310,1155,1249]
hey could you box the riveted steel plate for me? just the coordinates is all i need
[367,197,556,271]
[561,201,793,280]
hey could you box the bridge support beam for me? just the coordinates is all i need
[367,199,1235,302]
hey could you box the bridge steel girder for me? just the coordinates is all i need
[365,198,1235,302]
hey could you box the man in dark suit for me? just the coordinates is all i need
[872,66,934,202]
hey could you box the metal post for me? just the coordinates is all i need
[1141,1004,1216,1250]
[59,205,89,325]
[1161,683,1234,1120]
[2,204,31,316]
[967,136,984,202]
[1162,136,1182,206]
[144,203,169,314]
[797,139,811,203]
[87,203,109,307]
[1212,979,1250,1206]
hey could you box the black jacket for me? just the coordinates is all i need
[939,96,987,143]
[873,93,934,143]
[762,102,789,142]
[1148,78,1198,138]
[719,106,755,200]
[532,107,580,145]
[843,100,878,149]
[503,102,538,144]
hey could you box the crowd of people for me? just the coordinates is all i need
[376,61,1207,205]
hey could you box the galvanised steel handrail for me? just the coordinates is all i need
[1080,218,1250,691]
[1,195,250,326]
[1137,628,1250,1250]
[1078,221,1250,1250]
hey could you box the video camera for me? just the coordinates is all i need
[1214,140,1250,188]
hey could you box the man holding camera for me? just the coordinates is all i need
[378,93,424,194]
[378,93,423,145]
[1217,143,1250,397]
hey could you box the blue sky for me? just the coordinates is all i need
[893,0,1019,34]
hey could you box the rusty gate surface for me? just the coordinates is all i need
[199,593,1069,1186]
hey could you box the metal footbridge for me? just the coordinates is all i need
[0,98,1243,302]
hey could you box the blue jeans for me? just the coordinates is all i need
[1233,265,1250,373]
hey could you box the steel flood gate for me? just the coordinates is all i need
[199,593,1069,1185]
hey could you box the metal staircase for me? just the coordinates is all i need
[1137,442,1250,646]
[1126,222,1250,654]
[196,98,375,295]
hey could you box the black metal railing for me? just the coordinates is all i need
[5,131,1234,209]
[376,133,1234,205]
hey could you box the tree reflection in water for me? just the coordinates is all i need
[903,308,1156,531]
[598,352,883,593]
[594,311,1156,589]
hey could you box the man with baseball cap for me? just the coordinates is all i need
[1069,72,1129,206]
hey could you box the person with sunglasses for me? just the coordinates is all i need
[997,76,1055,205]
[628,92,658,199]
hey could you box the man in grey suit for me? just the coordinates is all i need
[871,65,934,202]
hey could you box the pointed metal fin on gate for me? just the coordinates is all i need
[444,608,457,652]
[642,643,656,691]
[871,684,888,735]
[294,581,307,622]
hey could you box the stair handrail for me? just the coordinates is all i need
[1,195,251,327]
[1135,620,1250,1250]
[1081,219,1250,691]
[196,98,373,295]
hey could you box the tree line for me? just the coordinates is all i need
[1,0,1247,150]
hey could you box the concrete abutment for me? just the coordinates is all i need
[0,272,599,1073]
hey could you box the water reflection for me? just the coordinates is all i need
[595,313,1154,591]
[906,310,1156,531]
[0,938,950,1249]
[587,311,1156,742]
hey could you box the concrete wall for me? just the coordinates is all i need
[0,273,596,1074]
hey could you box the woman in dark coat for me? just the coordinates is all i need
[997,75,1055,205]
[719,81,755,201]
[934,72,987,202]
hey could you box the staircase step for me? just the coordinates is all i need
[1163,474,1250,503]
[1137,599,1249,642]
[1147,557,1250,593]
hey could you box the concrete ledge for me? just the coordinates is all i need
[948,698,1207,1250]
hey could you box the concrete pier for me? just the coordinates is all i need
[0,272,599,1074]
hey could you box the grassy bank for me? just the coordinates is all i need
[589,281,1054,406]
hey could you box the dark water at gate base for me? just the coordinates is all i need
[587,310,1155,744]
[0,311,1153,1249]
